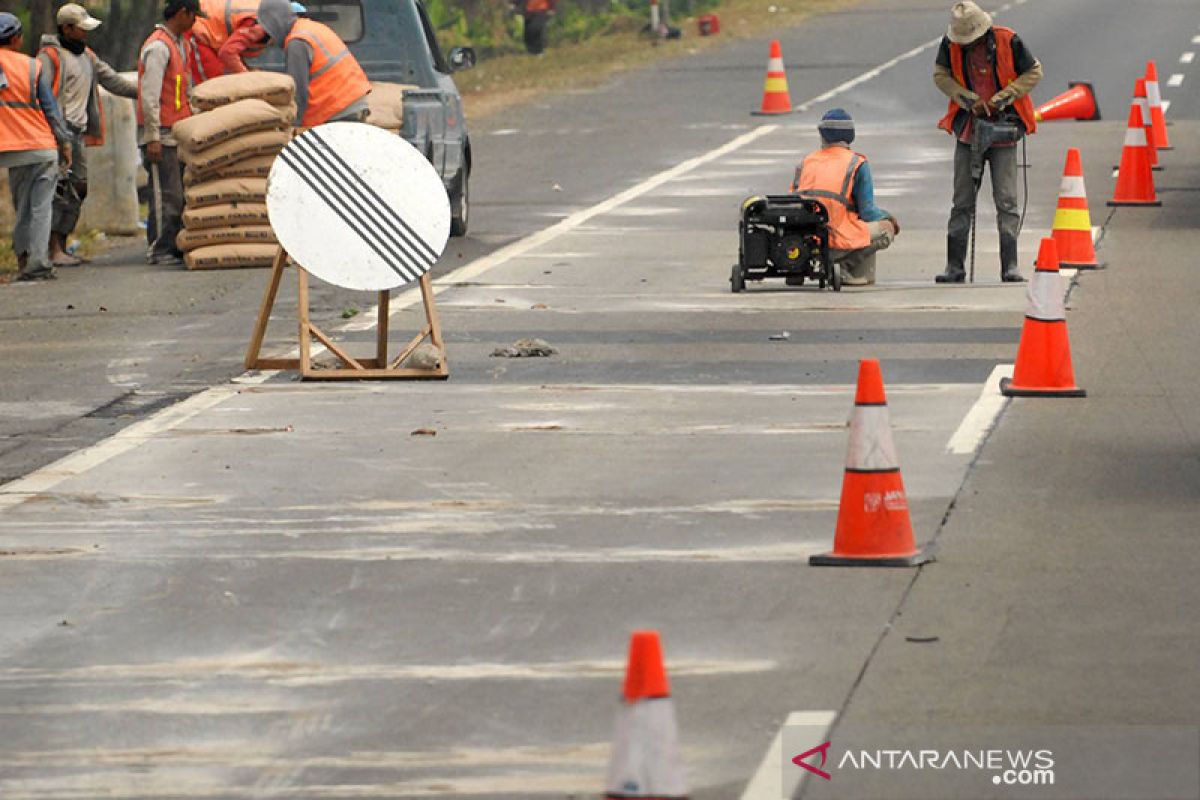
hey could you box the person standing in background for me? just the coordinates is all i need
[38,3,138,267]
[520,0,556,56]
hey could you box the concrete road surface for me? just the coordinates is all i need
[1,0,1197,798]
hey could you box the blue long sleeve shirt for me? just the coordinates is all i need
[850,158,888,223]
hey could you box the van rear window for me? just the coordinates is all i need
[303,2,364,43]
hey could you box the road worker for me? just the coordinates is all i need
[0,12,72,283]
[138,0,202,265]
[790,109,899,287]
[38,3,138,266]
[257,0,369,128]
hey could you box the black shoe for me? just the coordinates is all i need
[16,269,58,282]
[1001,268,1026,283]
[935,269,965,283]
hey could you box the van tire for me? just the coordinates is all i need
[450,167,469,237]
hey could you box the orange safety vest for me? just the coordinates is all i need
[791,146,872,251]
[40,44,107,147]
[193,0,260,49]
[285,18,370,128]
[137,27,194,130]
[938,26,1036,136]
[0,50,56,153]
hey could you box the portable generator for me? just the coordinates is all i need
[731,195,837,292]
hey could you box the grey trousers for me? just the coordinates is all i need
[8,158,58,278]
[948,140,1020,272]
[143,144,185,258]
[831,219,895,282]
[51,132,89,237]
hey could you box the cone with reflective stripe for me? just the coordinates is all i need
[1122,79,1162,171]
[1144,60,1172,150]
[1001,238,1086,398]
[1050,148,1100,269]
[1034,81,1101,123]
[810,360,931,568]
[752,40,792,116]
[605,630,688,800]
[1107,98,1160,207]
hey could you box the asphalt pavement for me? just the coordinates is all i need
[1,0,1197,797]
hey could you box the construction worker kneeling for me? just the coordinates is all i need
[790,109,899,287]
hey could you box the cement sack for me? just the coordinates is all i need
[185,243,279,270]
[181,129,289,172]
[185,153,277,186]
[173,99,289,155]
[366,82,416,131]
[177,226,277,253]
[185,177,268,209]
[183,202,270,231]
[192,72,296,112]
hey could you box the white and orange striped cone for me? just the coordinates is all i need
[1001,238,1086,398]
[1050,148,1101,270]
[605,631,688,800]
[1119,79,1162,172]
[1144,60,1172,150]
[752,40,792,116]
[1107,98,1160,207]
[810,359,932,568]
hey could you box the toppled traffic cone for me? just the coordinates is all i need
[1051,148,1100,269]
[1001,238,1086,398]
[1108,97,1160,207]
[1034,81,1101,122]
[605,631,688,799]
[810,360,931,567]
[752,40,792,116]
[1144,60,1172,150]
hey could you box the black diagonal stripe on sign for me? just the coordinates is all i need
[283,143,430,280]
[306,130,440,265]
[277,147,423,284]
[288,136,434,275]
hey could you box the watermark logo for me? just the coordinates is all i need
[791,741,832,781]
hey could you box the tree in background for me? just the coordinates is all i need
[0,0,156,70]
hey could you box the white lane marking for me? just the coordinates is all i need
[1193,35,1200,44]
[0,388,240,510]
[1162,99,1171,113]
[946,364,1014,455]
[797,36,943,111]
[1182,52,1196,64]
[489,128,520,136]
[741,710,838,800]
[1168,73,1185,87]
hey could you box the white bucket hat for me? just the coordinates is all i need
[947,1,992,45]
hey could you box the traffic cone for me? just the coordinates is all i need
[752,40,792,116]
[1034,82,1100,122]
[1144,60,1172,150]
[809,360,931,568]
[605,631,688,800]
[1107,98,1160,207]
[1000,238,1086,398]
[1129,79,1162,171]
[1050,148,1100,270]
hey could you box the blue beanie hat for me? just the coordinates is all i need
[0,12,22,41]
[818,108,855,144]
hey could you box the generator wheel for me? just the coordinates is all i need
[730,264,745,293]
[831,266,842,292]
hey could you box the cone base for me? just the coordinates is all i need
[751,109,792,116]
[810,545,935,568]
[605,795,688,799]
[1107,200,1161,207]
[1060,260,1104,270]
[1000,377,1086,398]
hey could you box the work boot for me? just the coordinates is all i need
[1000,235,1025,282]
[935,235,967,283]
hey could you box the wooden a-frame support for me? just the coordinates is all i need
[244,247,449,380]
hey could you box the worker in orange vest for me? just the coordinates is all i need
[37,3,138,266]
[192,0,263,79]
[0,12,73,282]
[790,109,899,287]
[138,0,202,266]
[933,1,1041,284]
[519,0,556,55]
[258,0,369,128]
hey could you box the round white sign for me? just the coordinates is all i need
[267,122,450,292]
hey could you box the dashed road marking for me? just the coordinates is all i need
[741,710,838,800]
[1168,73,1185,87]
[946,364,1014,455]
[1182,51,1196,63]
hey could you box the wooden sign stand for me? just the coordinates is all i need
[244,247,449,380]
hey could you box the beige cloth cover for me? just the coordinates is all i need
[182,202,271,231]
[185,243,280,270]
[184,177,268,209]
[173,99,290,154]
[192,72,297,112]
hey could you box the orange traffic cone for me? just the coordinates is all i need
[1107,97,1160,207]
[752,40,792,116]
[1000,238,1086,398]
[1144,60,1172,150]
[605,631,688,800]
[1050,148,1100,270]
[1133,78,1162,171]
[810,360,931,568]
[1034,82,1101,122]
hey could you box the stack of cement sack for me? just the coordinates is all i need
[366,82,416,134]
[173,73,296,270]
